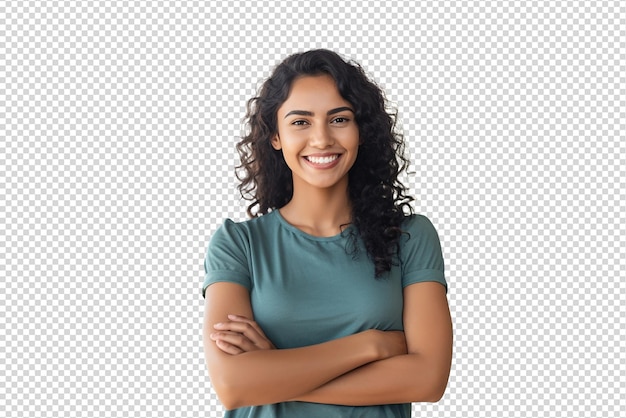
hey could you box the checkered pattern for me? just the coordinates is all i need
[3,1,623,417]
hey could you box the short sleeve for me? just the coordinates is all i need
[202,219,252,297]
[400,215,447,293]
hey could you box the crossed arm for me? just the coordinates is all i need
[202,281,452,410]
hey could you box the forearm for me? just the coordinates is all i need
[292,353,450,406]
[206,330,383,409]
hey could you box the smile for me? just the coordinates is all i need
[304,154,340,164]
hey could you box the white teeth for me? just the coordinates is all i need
[306,155,339,164]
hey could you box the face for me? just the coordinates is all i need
[272,74,359,193]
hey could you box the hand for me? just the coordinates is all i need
[209,314,276,355]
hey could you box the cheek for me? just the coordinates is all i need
[342,129,360,150]
[278,142,303,166]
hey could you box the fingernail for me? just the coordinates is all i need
[213,323,223,328]
[227,314,238,319]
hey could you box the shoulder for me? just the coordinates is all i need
[210,213,278,248]
[400,214,442,245]
[402,213,437,229]
[209,218,247,248]
[203,215,277,295]
[214,212,277,235]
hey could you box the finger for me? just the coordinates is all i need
[227,317,275,349]
[215,338,244,355]
[211,331,256,350]
[225,315,274,342]
[214,321,271,348]
[211,331,258,352]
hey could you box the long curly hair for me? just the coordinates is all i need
[236,49,414,277]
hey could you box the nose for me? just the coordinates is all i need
[308,124,334,148]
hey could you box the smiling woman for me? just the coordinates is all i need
[201,49,452,418]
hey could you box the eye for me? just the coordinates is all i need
[331,117,350,124]
[291,120,309,126]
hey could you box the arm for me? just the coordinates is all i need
[202,282,406,410]
[292,281,453,405]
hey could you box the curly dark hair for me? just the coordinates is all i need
[236,49,414,277]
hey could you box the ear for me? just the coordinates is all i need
[271,134,282,150]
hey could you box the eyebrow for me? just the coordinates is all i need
[284,106,354,119]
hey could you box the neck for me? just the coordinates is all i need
[279,177,352,236]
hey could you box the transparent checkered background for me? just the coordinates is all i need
[3,1,624,417]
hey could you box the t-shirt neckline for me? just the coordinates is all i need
[272,209,354,242]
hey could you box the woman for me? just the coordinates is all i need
[202,49,452,417]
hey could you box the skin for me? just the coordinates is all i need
[203,75,453,410]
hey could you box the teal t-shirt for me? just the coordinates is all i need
[203,210,447,418]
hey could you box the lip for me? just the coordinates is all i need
[302,153,342,169]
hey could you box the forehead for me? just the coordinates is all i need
[278,74,351,114]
